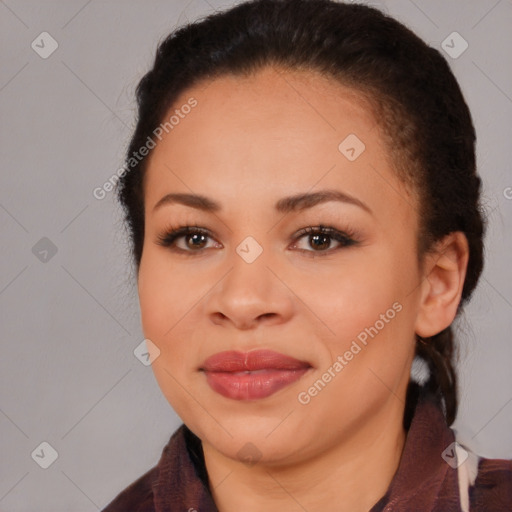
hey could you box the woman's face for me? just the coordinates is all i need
[138,66,425,465]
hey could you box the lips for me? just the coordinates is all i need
[200,350,312,401]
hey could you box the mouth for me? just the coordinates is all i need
[199,350,312,401]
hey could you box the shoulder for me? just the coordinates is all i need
[471,456,512,511]
[100,425,190,511]
[101,465,158,512]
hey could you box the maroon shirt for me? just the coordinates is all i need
[102,389,512,511]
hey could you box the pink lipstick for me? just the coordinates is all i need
[200,350,311,400]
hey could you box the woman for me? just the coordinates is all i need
[102,0,511,510]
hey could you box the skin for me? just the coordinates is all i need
[137,65,469,512]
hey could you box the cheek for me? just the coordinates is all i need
[296,248,420,381]
[295,256,407,335]
[137,251,212,377]
[137,254,199,411]
[138,252,192,335]
[296,275,417,422]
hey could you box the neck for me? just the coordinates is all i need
[202,398,407,512]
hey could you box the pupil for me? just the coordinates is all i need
[187,233,206,248]
[311,234,330,250]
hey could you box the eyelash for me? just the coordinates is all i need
[155,223,359,257]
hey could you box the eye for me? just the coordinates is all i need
[155,224,359,256]
[290,225,358,256]
[156,225,221,254]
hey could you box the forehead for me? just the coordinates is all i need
[177,66,378,140]
[143,65,413,216]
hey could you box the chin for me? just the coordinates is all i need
[194,411,317,463]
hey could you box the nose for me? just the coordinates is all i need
[205,248,294,330]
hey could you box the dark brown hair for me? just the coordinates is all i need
[116,0,485,425]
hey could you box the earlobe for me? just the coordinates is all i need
[415,232,469,338]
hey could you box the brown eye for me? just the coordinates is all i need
[308,232,331,251]
[292,225,358,255]
[184,232,208,250]
[156,226,220,253]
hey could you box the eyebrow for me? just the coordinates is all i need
[152,189,372,215]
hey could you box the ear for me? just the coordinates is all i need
[415,232,470,338]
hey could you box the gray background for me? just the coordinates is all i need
[1,0,511,510]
